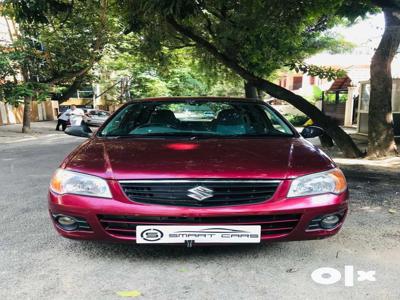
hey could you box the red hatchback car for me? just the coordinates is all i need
[49,97,348,246]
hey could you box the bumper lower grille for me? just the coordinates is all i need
[119,180,280,207]
[98,214,301,239]
[51,213,92,232]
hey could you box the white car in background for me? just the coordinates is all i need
[85,110,111,127]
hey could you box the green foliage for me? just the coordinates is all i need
[287,62,347,81]
[0,81,49,105]
[284,114,309,126]
[324,92,348,103]
[311,85,324,103]
[1,0,378,107]
[97,37,244,102]
[119,0,374,80]
[303,85,324,104]
[1,0,120,103]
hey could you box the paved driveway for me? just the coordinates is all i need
[0,136,399,299]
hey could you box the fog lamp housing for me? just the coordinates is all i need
[320,214,340,229]
[56,215,79,231]
[307,211,346,231]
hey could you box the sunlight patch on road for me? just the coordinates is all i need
[116,290,142,298]
[333,156,400,170]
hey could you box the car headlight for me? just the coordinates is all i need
[287,168,347,198]
[50,169,112,198]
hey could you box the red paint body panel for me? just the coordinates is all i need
[64,137,335,180]
[49,97,348,244]
[48,186,348,242]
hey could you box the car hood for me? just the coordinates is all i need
[64,137,335,180]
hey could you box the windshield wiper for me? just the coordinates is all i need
[101,132,293,139]
[102,132,220,139]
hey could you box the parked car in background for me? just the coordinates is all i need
[85,110,111,127]
[49,97,348,246]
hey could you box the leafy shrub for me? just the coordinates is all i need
[284,114,309,126]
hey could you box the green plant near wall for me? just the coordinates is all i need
[304,85,324,104]
[324,92,348,103]
[284,114,309,127]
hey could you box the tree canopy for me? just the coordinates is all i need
[107,0,379,157]
[1,0,118,103]
[2,0,397,157]
[118,0,373,80]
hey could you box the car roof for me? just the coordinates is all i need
[126,96,265,104]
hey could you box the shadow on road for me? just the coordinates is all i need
[63,239,290,260]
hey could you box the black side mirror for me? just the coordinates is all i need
[65,125,92,138]
[301,126,324,138]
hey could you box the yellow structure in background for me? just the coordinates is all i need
[0,100,59,125]
[61,98,94,106]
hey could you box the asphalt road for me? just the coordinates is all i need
[0,135,399,300]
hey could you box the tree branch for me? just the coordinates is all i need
[45,64,93,85]
[53,74,85,103]
[166,16,308,101]
[45,0,108,85]
[165,16,363,157]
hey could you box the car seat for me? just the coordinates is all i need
[214,109,247,135]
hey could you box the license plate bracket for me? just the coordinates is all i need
[136,225,261,244]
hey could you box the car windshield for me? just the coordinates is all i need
[99,100,294,138]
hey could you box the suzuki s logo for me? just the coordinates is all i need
[187,186,214,201]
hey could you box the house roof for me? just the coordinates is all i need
[306,53,400,81]
[327,76,352,92]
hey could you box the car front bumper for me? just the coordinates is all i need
[48,183,349,244]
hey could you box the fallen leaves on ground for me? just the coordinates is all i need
[286,268,298,273]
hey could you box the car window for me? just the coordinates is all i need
[99,100,294,138]
[264,110,292,134]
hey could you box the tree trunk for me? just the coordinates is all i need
[245,82,258,98]
[252,78,362,157]
[367,8,400,157]
[167,17,363,158]
[319,97,334,147]
[319,133,335,147]
[53,76,85,104]
[22,96,32,133]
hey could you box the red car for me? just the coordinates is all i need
[49,97,348,246]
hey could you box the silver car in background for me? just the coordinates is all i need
[85,110,111,127]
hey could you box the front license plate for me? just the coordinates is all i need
[136,225,261,244]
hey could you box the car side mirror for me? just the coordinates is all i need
[65,125,92,138]
[301,126,324,138]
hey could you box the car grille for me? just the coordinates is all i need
[119,180,281,207]
[98,214,301,239]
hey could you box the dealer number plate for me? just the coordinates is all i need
[136,225,261,244]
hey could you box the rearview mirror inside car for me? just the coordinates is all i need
[301,126,324,138]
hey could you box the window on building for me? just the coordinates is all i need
[293,76,303,90]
